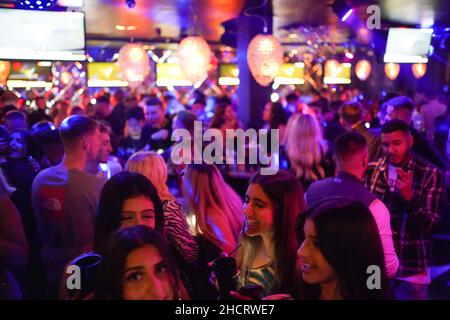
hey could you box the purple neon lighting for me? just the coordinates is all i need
[341,9,353,22]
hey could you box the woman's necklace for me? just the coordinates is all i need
[263,241,274,264]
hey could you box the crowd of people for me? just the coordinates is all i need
[0,86,449,300]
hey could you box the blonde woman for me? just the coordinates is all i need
[125,151,198,263]
[284,113,334,189]
[182,164,244,254]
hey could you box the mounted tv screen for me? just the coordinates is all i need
[7,61,53,88]
[384,28,432,63]
[219,64,240,86]
[156,63,192,86]
[0,8,85,61]
[87,62,128,87]
[324,62,351,84]
[275,63,305,85]
[218,63,305,86]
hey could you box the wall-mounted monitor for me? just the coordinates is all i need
[275,63,305,85]
[218,63,305,86]
[156,63,192,86]
[87,62,128,87]
[7,61,53,88]
[384,28,433,63]
[324,62,351,84]
[219,64,240,86]
[0,8,85,61]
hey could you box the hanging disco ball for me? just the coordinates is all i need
[18,0,58,10]
[117,43,150,88]
[178,36,212,85]
[247,34,283,87]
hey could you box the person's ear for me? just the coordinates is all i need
[81,137,90,151]
[361,150,369,168]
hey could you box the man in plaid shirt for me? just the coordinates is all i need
[366,120,444,300]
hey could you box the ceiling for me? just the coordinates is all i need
[83,0,246,42]
[0,0,448,44]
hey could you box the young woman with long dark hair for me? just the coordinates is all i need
[236,170,305,297]
[95,225,182,300]
[296,197,389,300]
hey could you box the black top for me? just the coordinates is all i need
[141,116,173,152]
[184,236,221,300]
[117,136,145,164]
[28,109,51,127]
[106,103,127,138]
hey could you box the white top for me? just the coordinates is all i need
[368,199,400,279]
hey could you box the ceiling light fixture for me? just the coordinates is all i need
[332,0,353,22]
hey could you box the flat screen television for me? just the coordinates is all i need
[324,62,351,85]
[219,64,240,86]
[218,63,305,86]
[156,63,192,86]
[7,61,53,88]
[87,62,128,87]
[0,8,85,61]
[384,28,433,63]
[275,63,305,85]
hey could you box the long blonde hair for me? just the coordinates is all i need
[125,151,175,201]
[183,164,244,253]
[284,113,328,182]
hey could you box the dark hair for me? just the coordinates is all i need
[96,95,110,105]
[193,97,206,106]
[59,115,99,146]
[70,106,84,116]
[5,110,26,122]
[174,110,197,135]
[145,97,163,108]
[94,172,165,256]
[385,96,414,113]
[112,89,125,102]
[334,131,367,160]
[296,197,388,300]
[210,102,230,129]
[267,102,287,129]
[97,120,112,135]
[95,225,180,300]
[31,120,55,140]
[1,105,17,118]
[126,107,145,122]
[381,119,411,134]
[40,128,62,147]
[246,170,305,296]
[0,125,10,140]
[338,101,363,124]
[286,93,298,103]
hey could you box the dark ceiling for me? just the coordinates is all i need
[0,0,448,43]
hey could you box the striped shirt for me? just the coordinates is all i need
[244,261,275,297]
[163,200,198,263]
